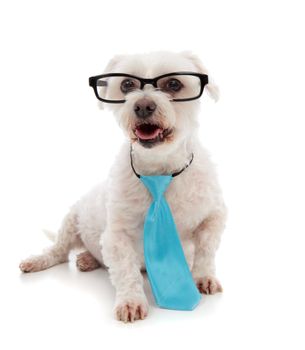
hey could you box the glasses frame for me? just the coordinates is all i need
[88,71,209,103]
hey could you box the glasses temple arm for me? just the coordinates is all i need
[96,80,108,87]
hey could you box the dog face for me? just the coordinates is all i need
[99,51,218,153]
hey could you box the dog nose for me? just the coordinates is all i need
[134,98,157,118]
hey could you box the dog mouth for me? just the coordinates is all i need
[133,123,172,147]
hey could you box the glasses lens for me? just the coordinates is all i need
[157,74,201,100]
[96,75,141,102]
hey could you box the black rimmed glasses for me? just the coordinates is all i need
[89,72,209,103]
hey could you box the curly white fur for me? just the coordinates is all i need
[20,51,226,323]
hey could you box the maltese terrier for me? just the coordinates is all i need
[20,51,226,323]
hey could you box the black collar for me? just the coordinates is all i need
[130,145,194,178]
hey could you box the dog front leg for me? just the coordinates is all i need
[101,229,148,323]
[192,210,226,295]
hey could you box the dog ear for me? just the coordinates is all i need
[181,51,220,102]
[103,55,124,73]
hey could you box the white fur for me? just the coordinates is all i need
[20,51,226,323]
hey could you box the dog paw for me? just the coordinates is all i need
[195,276,223,295]
[76,251,101,272]
[19,256,47,273]
[115,297,148,323]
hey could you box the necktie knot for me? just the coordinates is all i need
[140,175,173,201]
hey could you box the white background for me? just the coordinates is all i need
[1,0,305,349]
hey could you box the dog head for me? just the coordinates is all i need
[93,51,218,154]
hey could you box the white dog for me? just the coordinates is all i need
[20,51,226,323]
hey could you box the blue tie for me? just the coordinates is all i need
[140,174,201,311]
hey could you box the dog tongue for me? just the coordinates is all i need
[135,127,162,140]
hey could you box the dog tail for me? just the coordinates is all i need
[43,229,57,242]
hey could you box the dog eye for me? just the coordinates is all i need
[120,79,137,93]
[165,79,183,92]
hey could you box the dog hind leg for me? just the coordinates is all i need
[76,251,101,271]
[20,208,83,273]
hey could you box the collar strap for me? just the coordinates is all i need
[130,145,194,178]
